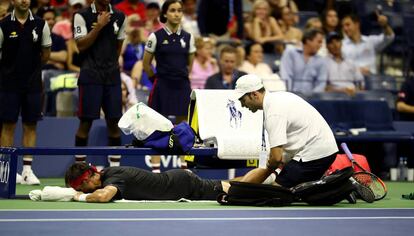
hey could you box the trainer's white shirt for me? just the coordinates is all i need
[263,91,338,162]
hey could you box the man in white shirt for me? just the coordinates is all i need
[325,32,364,96]
[341,13,394,75]
[234,74,338,188]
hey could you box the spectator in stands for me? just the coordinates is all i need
[52,0,86,72]
[31,0,50,14]
[0,0,51,184]
[190,37,218,89]
[72,0,126,167]
[143,2,162,37]
[244,0,284,54]
[305,17,327,56]
[38,6,68,72]
[181,0,200,38]
[267,0,298,24]
[322,8,340,35]
[120,14,150,90]
[115,0,146,19]
[279,29,327,95]
[197,0,243,39]
[0,3,10,19]
[205,45,246,89]
[397,77,414,121]
[277,6,302,47]
[325,32,363,96]
[341,13,394,76]
[143,0,195,173]
[239,43,285,91]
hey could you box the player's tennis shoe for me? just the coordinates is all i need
[16,173,23,184]
[22,169,40,185]
[353,182,375,203]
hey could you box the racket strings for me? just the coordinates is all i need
[353,172,386,200]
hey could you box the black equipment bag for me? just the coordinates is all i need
[291,167,355,205]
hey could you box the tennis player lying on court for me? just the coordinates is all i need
[59,162,230,203]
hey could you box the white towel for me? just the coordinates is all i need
[191,89,269,159]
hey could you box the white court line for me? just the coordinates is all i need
[1,208,414,212]
[1,216,414,222]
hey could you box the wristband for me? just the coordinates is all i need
[78,193,90,202]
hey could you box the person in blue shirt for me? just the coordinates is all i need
[142,0,195,173]
[279,28,327,96]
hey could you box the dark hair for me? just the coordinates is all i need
[244,42,261,57]
[64,162,90,187]
[146,2,160,10]
[160,0,183,24]
[342,14,360,23]
[36,6,56,18]
[301,28,324,44]
[219,45,237,57]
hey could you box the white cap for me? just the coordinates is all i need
[69,0,86,6]
[234,74,264,99]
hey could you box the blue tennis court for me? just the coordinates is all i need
[1,208,413,236]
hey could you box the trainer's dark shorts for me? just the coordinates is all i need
[276,153,337,188]
[0,91,42,123]
[77,84,122,120]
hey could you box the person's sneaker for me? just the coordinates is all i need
[16,173,23,184]
[353,182,375,203]
[21,169,40,185]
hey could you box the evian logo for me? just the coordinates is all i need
[226,99,242,128]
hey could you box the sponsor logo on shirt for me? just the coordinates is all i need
[180,38,186,48]
[9,31,18,38]
[162,39,169,44]
[32,28,38,42]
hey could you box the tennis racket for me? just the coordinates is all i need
[340,143,387,201]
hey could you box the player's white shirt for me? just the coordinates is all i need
[263,91,338,162]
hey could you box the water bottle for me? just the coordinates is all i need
[398,157,408,181]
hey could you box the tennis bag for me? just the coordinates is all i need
[217,181,295,207]
[291,167,355,206]
[132,122,196,154]
[217,167,355,207]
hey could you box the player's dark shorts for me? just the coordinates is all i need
[148,78,191,117]
[77,83,122,120]
[165,169,223,200]
[276,153,337,188]
[0,91,42,123]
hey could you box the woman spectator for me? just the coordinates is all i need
[239,43,286,91]
[245,0,284,53]
[190,37,219,89]
[143,0,195,173]
[278,6,302,47]
[322,8,340,35]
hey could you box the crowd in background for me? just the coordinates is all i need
[1,0,414,183]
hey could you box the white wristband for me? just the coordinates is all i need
[78,194,90,202]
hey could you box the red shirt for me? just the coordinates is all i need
[115,1,146,19]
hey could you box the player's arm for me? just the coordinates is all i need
[74,12,111,52]
[240,147,284,183]
[73,185,118,203]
